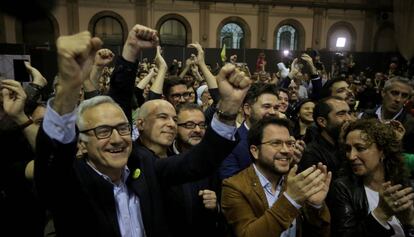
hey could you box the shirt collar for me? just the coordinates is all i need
[243,121,250,130]
[172,140,180,155]
[86,160,130,185]
[375,106,403,122]
[253,164,284,191]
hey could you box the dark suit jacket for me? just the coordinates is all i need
[219,122,250,180]
[221,165,330,237]
[35,124,237,237]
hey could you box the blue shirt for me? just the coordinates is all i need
[87,163,145,237]
[253,164,300,237]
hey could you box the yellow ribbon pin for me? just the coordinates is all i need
[132,168,141,179]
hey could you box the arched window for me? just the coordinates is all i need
[159,19,187,47]
[327,21,357,51]
[93,16,124,54]
[220,23,244,49]
[276,25,297,50]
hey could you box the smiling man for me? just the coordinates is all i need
[136,99,178,158]
[221,117,331,237]
[298,96,353,180]
[320,78,356,112]
[33,24,250,237]
[162,103,225,237]
[174,103,206,153]
[219,83,281,179]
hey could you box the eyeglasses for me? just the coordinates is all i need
[260,139,296,149]
[170,92,190,100]
[177,121,207,129]
[79,123,131,140]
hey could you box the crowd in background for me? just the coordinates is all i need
[1,23,414,237]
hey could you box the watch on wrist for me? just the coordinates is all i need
[19,118,33,130]
[216,110,238,121]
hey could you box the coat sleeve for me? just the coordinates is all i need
[34,126,78,204]
[219,152,241,180]
[155,127,238,185]
[107,56,138,125]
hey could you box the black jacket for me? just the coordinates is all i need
[298,132,343,180]
[328,175,414,237]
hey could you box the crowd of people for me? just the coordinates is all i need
[1,23,414,237]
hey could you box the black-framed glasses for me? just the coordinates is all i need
[177,121,207,129]
[260,139,296,149]
[79,123,131,140]
[170,92,190,100]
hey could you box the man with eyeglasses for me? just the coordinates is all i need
[161,103,225,237]
[33,25,251,237]
[174,103,207,153]
[221,117,331,237]
[220,83,306,180]
[163,77,191,109]
[359,76,414,153]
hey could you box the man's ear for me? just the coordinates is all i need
[79,141,87,153]
[243,103,251,117]
[316,116,327,129]
[250,145,259,161]
[136,118,144,131]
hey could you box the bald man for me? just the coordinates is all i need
[107,24,251,237]
[34,24,251,237]
[135,99,177,158]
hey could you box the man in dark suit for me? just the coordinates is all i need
[219,83,280,180]
[30,25,251,237]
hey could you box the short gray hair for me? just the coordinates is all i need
[383,76,414,92]
[76,96,124,141]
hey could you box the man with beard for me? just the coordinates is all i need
[359,77,414,153]
[320,78,356,116]
[165,103,225,237]
[221,117,331,237]
[219,83,280,179]
[173,103,207,153]
[220,83,305,179]
[298,96,353,180]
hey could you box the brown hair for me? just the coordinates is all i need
[342,119,409,185]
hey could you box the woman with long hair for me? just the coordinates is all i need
[328,119,414,237]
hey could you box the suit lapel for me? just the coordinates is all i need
[246,166,269,210]
[127,151,152,237]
